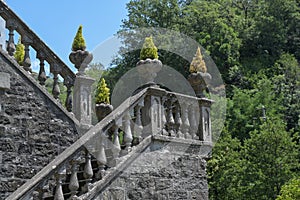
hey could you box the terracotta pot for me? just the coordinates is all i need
[95,103,113,122]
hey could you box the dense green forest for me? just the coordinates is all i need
[100,0,300,199]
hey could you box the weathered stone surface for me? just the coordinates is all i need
[0,72,10,89]
[94,140,209,200]
[0,52,79,199]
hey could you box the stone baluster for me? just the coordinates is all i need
[68,160,79,199]
[113,123,121,152]
[166,95,175,137]
[174,101,183,138]
[189,104,198,139]
[5,19,16,56]
[161,96,168,136]
[83,149,93,192]
[36,51,47,85]
[33,182,48,200]
[134,100,144,144]
[21,35,32,72]
[50,64,61,100]
[64,76,73,112]
[96,134,107,179]
[54,169,65,200]
[181,102,191,139]
[122,111,133,155]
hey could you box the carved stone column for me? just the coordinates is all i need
[73,75,94,128]
[70,46,94,131]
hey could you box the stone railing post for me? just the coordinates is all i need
[198,98,213,142]
[69,40,94,132]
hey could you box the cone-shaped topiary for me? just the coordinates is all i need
[14,36,25,65]
[189,47,207,73]
[71,25,86,51]
[95,78,110,104]
[140,36,158,60]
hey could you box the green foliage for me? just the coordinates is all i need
[14,36,24,65]
[71,25,86,51]
[140,36,158,60]
[104,1,300,198]
[240,119,299,199]
[189,47,207,73]
[276,178,300,200]
[95,78,110,104]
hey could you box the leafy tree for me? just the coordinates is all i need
[14,36,24,65]
[208,129,243,199]
[271,53,300,133]
[226,73,284,141]
[140,36,158,60]
[71,25,86,51]
[95,78,110,104]
[276,178,300,200]
[240,119,299,199]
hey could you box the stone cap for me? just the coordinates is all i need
[0,72,10,90]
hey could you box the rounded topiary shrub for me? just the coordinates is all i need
[140,36,158,60]
[71,25,86,51]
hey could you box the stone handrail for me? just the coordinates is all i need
[7,86,213,200]
[0,1,75,111]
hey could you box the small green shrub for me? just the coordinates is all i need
[95,78,110,104]
[140,36,158,60]
[189,47,207,73]
[71,25,86,51]
[14,36,25,65]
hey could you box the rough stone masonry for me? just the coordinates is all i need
[0,52,79,199]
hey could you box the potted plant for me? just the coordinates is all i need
[69,25,93,75]
[188,47,211,97]
[14,36,24,66]
[136,36,162,84]
[95,78,113,121]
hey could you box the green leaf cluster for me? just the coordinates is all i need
[276,178,300,200]
[71,25,86,51]
[140,36,158,60]
[95,78,110,104]
[14,36,24,65]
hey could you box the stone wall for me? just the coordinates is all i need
[93,139,209,200]
[0,52,79,199]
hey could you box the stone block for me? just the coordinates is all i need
[0,72,10,90]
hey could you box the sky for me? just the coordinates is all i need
[3,0,130,72]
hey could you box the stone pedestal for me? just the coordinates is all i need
[73,75,95,128]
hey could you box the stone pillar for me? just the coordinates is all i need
[198,98,214,142]
[73,75,95,128]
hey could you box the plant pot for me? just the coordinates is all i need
[136,58,162,84]
[188,72,212,98]
[95,103,113,122]
[69,50,93,76]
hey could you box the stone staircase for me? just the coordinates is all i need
[5,86,213,200]
[0,2,214,199]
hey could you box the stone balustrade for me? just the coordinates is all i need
[6,86,213,200]
[0,1,76,111]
